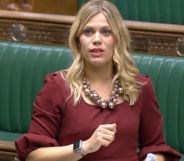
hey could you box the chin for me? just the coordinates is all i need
[91,60,111,67]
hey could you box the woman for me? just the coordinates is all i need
[15,0,181,161]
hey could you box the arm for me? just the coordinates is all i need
[26,123,116,161]
[16,73,117,161]
[26,144,82,161]
[138,77,181,161]
[15,73,66,160]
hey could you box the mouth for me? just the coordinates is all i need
[89,48,104,57]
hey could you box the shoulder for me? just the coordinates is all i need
[43,70,70,92]
[45,70,68,84]
[42,70,70,100]
[136,74,155,97]
[136,74,152,84]
[136,74,153,89]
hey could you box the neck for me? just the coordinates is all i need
[84,64,114,82]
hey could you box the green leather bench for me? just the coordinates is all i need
[79,0,184,24]
[0,41,183,160]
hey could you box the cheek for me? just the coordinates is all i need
[79,36,89,57]
[79,36,90,48]
[106,38,115,52]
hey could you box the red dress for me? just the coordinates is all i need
[15,72,181,161]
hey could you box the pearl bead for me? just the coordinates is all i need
[108,102,115,109]
[84,89,90,95]
[112,90,115,95]
[96,99,101,105]
[101,101,107,108]
[93,93,98,100]
[82,74,123,110]
[83,85,87,89]
[118,87,123,93]
[113,98,117,104]
[89,93,93,98]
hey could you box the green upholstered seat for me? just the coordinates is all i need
[0,131,21,142]
[0,41,183,160]
[133,54,184,160]
[79,0,184,24]
[0,42,73,140]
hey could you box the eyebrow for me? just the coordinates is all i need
[84,24,110,27]
[83,25,111,29]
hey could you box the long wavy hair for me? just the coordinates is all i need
[66,0,140,106]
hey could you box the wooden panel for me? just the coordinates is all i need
[31,0,77,15]
[0,0,77,15]
[0,10,73,45]
[0,141,15,152]
[0,10,184,56]
[0,0,9,9]
[0,141,17,161]
[0,0,32,12]
[126,21,184,56]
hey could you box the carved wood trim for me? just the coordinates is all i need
[0,141,18,160]
[0,141,19,161]
[130,30,183,56]
[0,141,16,152]
[0,10,184,56]
[0,19,70,45]
[126,20,184,56]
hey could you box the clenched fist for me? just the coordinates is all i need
[82,123,117,155]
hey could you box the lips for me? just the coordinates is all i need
[89,48,104,57]
[90,48,104,52]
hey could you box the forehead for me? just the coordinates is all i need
[84,13,111,27]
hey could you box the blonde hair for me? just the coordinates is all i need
[66,0,140,106]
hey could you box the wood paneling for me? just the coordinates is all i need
[0,141,17,161]
[0,10,184,56]
[31,0,77,15]
[0,0,77,15]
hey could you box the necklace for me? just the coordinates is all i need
[82,74,123,110]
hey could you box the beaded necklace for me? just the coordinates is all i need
[82,74,123,109]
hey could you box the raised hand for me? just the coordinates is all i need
[82,123,117,155]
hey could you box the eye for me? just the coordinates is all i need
[82,27,94,36]
[102,28,112,36]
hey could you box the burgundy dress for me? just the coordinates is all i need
[15,72,181,161]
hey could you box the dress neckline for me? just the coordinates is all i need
[80,95,125,108]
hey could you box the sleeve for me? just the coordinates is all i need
[138,77,181,161]
[15,73,65,161]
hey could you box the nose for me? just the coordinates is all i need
[92,32,101,45]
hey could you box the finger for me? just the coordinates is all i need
[102,124,117,132]
[112,123,117,128]
[96,130,115,142]
[99,127,114,135]
[101,133,115,142]
[101,124,114,130]
[96,133,112,147]
[100,138,112,147]
[112,123,117,133]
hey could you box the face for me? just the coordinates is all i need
[79,13,115,68]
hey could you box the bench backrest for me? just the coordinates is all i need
[79,0,184,24]
[133,54,184,155]
[0,41,183,155]
[0,42,72,138]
